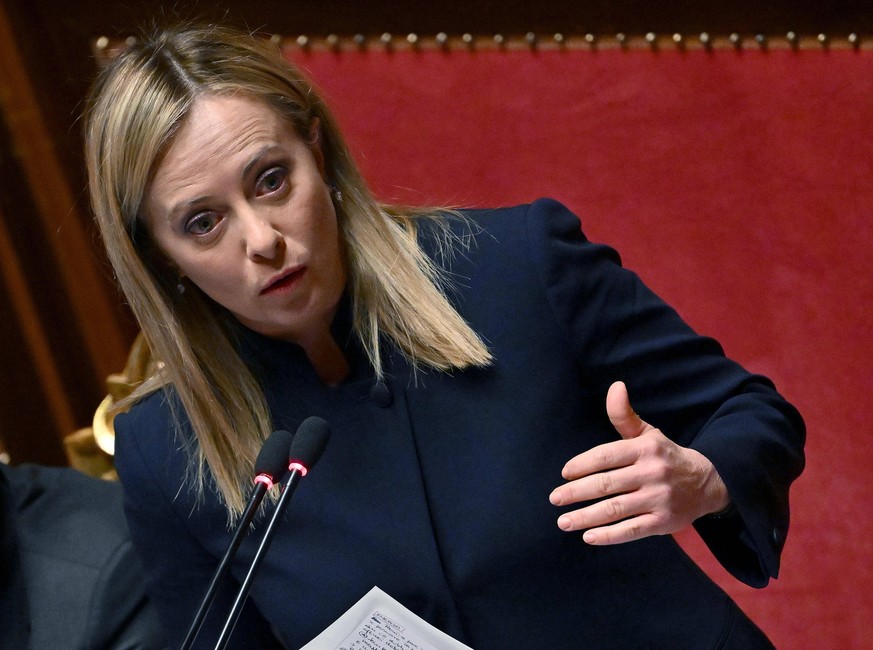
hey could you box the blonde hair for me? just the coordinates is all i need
[85,23,491,518]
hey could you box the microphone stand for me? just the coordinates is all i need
[213,467,307,650]
[180,428,293,650]
[179,479,271,650]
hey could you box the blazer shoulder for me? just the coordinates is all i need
[113,387,196,511]
[114,388,186,468]
[461,198,588,235]
[8,464,128,563]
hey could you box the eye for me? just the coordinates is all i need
[185,211,221,236]
[255,166,288,196]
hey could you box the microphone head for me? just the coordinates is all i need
[254,429,294,481]
[288,416,330,472]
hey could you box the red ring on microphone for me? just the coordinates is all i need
[287,461,308,476]
[253,474,276,489]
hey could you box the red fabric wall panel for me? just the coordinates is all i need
[288,46,872,648]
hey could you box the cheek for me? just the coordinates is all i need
[188,265,237,291]
[144,223,187,274]
[319,218,345,276]
[161,248,199,279]
[301,198,341,259]
[180,258,243,302]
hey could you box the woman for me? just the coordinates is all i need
[85,23,805,649]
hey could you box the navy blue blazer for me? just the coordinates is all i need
[115,199,804,649]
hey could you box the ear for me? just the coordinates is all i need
[307,117,327,179]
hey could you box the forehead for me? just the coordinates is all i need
[148,94,300,204]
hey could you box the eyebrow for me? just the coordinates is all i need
[167,194,212,220]
[242,144,285,180]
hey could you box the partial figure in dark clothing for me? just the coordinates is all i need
[0,462,167,649]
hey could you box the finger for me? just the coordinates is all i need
[560,439,642,480]
[606,381,649,440]
[581,513,665,545]
[550,465,641,506]
[555,490,655,533]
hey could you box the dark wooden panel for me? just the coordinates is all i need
[0,1,136,464]
[0,198,68,466]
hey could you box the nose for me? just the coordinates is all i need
[240,207,283,261]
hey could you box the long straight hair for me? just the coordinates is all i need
[85,23,491,518]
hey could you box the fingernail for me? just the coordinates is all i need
[558,515,573,531]
[583,531,596,544]
[549,490,563,505]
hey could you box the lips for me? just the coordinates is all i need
[260,267,306,295]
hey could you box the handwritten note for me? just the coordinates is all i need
[300,587,473,650]
[337,609,438,650]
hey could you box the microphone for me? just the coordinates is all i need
[180,429,294,650]
[214,416,331,650]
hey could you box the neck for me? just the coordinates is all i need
[299,330,350,386]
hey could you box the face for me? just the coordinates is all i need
[144,94,346,345]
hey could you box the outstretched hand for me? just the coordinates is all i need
[549,381,730,545]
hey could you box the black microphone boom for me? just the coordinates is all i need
[180,428,294,650]
[214,416,331,650]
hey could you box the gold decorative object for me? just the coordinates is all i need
[64,333,156,478]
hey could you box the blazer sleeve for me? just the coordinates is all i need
[521,198,806,587]
[114,393,284,649]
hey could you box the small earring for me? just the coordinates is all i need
[177,280,186,295]
[330,185,343,204]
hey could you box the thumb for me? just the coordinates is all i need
[606,381,648,440]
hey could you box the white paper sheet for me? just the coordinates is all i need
[300,586,474,650]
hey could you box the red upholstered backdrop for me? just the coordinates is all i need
[287,44,872,648]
